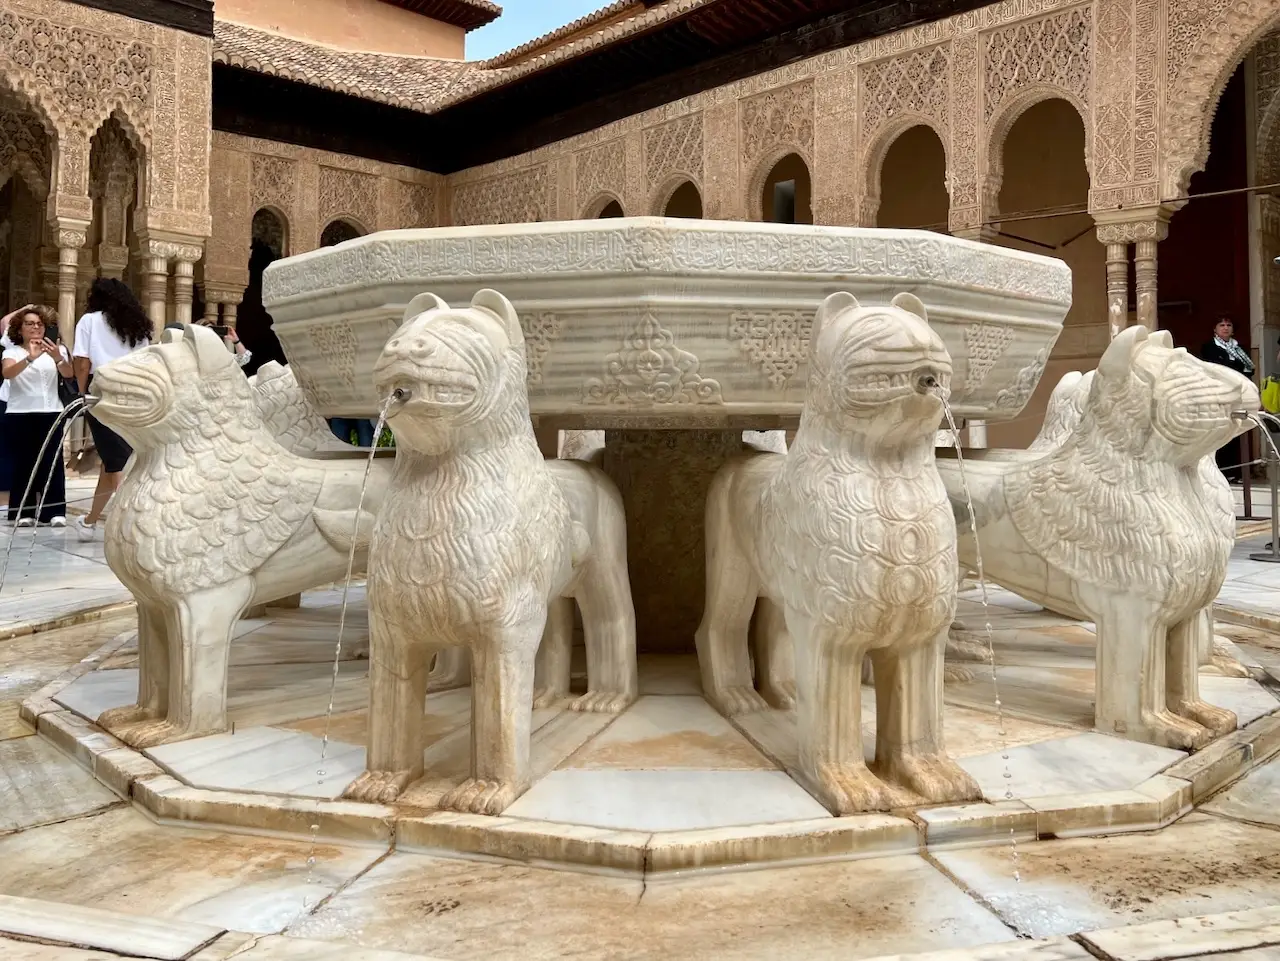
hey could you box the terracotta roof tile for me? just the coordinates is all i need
[482,0,650,68]
[212,21,503,114]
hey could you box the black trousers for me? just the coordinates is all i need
[7,411,66,522]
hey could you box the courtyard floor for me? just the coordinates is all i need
[3,503,1280,959]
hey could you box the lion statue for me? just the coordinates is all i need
[249,361,351,453]
[87,324,392,748]
[936,325,1258,749]
[695,291,981,814]
[344,289,638,812]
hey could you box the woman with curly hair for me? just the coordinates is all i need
[2,304,73,526]
[71,278,151,541]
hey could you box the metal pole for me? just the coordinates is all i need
[1249,434,1280,562]
[1242,432,1255,520]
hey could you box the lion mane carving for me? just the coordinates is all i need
[696,291,981,814]
[249,361,350,453]
[345,289,638,811]
[938,325,1258,749]
[88,324,392,748]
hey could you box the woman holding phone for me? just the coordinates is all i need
[71,278,151,541]
[2,304,73,526]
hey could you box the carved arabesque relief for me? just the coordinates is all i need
[452,164,551,226]
[251,155,296,217]
[574,138,626,214]
[983,8,1091,123]
[643,112,704,197]
[860,44,950,141]
[0,90,51,199]
[584,311,723,406]
[740,80,815,166]
[319,166,378,237]
[520,311,561,386]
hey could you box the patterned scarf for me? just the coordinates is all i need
[1215,335,1255,375]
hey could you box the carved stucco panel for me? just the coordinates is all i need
[812,67,858,226]
[451,164,551,226]
[319,165,379,233]
[701,101,741,220]
[574,137,626,213]
[251,155,297,219]
[949,33,981,228]
[860,43,951,141]
[983,6,1091,122]
[642,112,704,204]
[739,79,815,169]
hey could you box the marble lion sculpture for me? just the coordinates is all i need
[86,324,393,748]
[695,291,982,814]
[345,289,638,810]
[249,361,350,453]
[936,324,1258,750]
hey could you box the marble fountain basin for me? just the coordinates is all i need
[261,218,1073,424]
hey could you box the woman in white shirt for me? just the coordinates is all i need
[2,305,73,527]
[71,278,151,541]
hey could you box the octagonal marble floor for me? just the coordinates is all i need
[42,584,1280,839]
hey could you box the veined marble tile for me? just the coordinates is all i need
[147,727,366,799]
[0,806,386,935]
[0,702,34,740]
[935,815,1280,939]
[194,932,452,960]
[0,893,223,960]
[53,668,137,722]
[505,768,831,830]
[292,850,1014,960]
[0,936,122,959]
[858,938,1092,961]
[637,654,703,695]
[564,695,774,770]
[0,736,119,832]
[1081,905,1280,961]
[1203,754,1280,826]
[957,731,1185,801]
[1198,676,1280,727]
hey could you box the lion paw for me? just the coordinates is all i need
[1172,699,1237,739]
[760,680,797,711]
[532,686,568,709]
[343,769,415,804]
[707,685,771,717]
[808,762,916,814]
[1128,710,1212,751]
[943,663,977,684]
[97,704,159,732]
[877,753,983,805]
[438,777,522,815]
[569,690,635,714]
[115,719,211,750]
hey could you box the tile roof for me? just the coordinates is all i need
[379,0,502,31]
[482,0,649,68]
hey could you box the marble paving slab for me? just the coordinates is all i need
[563,695,774,770]
[957,731,1184,801]
[0,736,119,832]
[1203,755,1280,827]
[147,727,367,800]
[934,815,1280,939]
[0,893,223,960]
[1081,905,1280,961]
[858,939,1093,961]
[1197,676,1280,727]
[194,932,452,960]
[0,807,387,935]
[505,768,831,830]
[53,669,138,722]
[291,850,1016,961]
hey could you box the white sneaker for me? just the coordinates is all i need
[75,516,96,541]
[16,518,34,528]
[49,516,66,528]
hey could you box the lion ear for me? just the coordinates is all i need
[471,289,524,349]
[404,292,448,324]
[160,326,184,345]
[811,291,860,358]
[890,292,929,323]
[1149,329,1174,349]
[1097,324,1148,383]
[183,322,233,375]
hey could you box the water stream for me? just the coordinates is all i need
[299,401,392,905]
[939,401,1021,883]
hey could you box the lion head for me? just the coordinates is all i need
[373,288,529,456]
[804,291,953,443]
[1084,325,1258,467]
[87,323,262,448]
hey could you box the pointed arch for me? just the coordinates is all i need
[655,178,703,218]
[582,192,624,218]
[860,114,949,226]
[747,146,813,222]
[320,218,365,247]
[985,86,1091,217]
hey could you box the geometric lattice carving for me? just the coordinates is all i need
[728,308,811,388]
[452,164,550,226]
[319,166,378,232]
[861,45,951,138]
[251,155,295,214]
[740,80,814,163]
[574,139,626,210]
[643,113,704,191]
[984,7,1092,121]
[962,323,1015,391]
[520,311,562,386]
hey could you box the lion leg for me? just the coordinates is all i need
[870,631,982,804]
[439,614,541,815]
[120,581,253,749]
[1093,599,1210,750]
[428,647,472,693]
[752,597,795,710]
[695,471,769,716]
[792,617,913,814]
[1167,612,1236,739]
[99,602,170,733]
[346,617,431,804]
[533,596,574,708]
[571,488,638,713]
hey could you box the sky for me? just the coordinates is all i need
[466,0,607,60]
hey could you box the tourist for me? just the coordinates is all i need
[71,278,151,541]
[2,304,72,527]
[193,316,253,370]
[1201,315,1256,482]
[0,312,15,509]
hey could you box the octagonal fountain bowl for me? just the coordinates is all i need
[261,218,1073,423]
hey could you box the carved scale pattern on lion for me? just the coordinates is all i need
[344,289,638,811]
[697,292,981,814]
[938,326,1258,750]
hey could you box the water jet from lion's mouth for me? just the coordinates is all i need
[917,374,939,394]
[391,387,410,403]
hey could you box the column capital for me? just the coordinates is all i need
[201,281,245,306]
[951,225,1000,244]
[1092,205,1175,244]
[51,218,90,251]
[134,226,205,265]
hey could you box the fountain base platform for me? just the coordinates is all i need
[23,586,1280,875]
